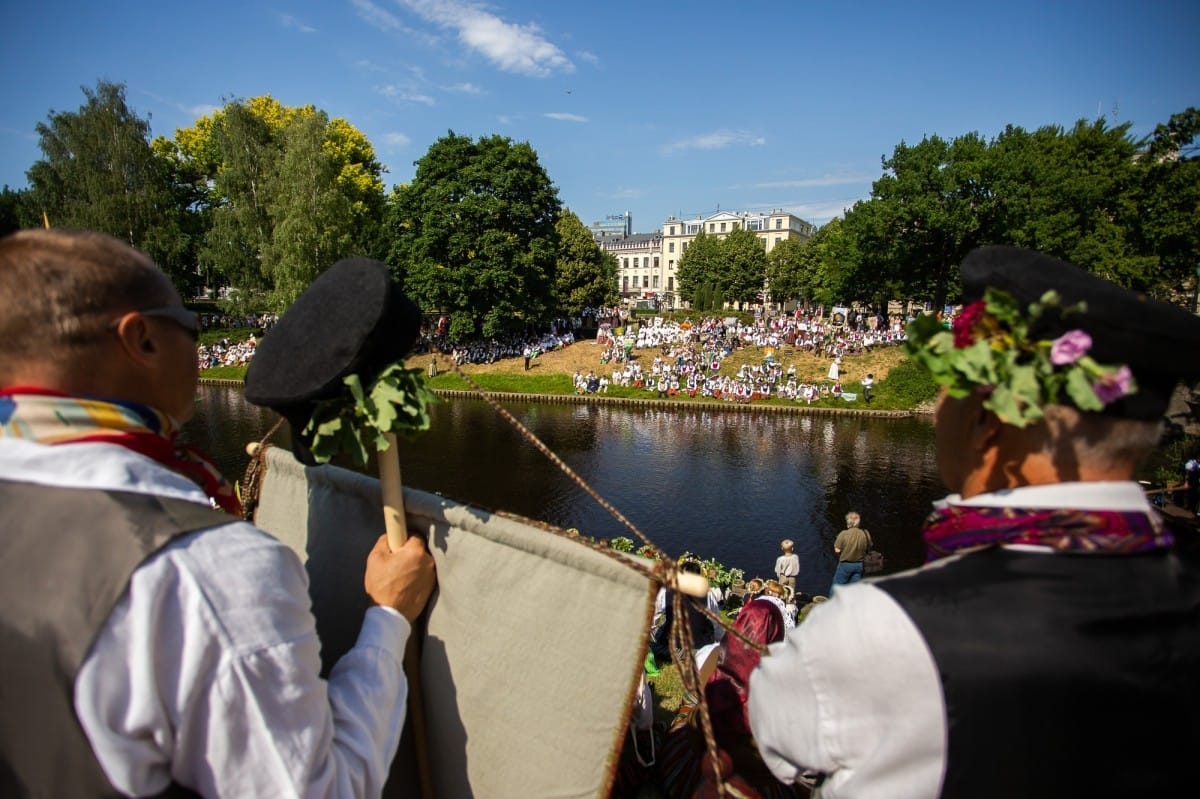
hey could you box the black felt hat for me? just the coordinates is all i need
[961,246,1200,421]
[244,257,422,464]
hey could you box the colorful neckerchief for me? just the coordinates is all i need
[921,501,1172,562]
[0,388,242,517]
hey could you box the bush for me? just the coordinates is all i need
[878,357,938,407]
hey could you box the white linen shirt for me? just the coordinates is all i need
[747,481,1152,799]
[0,437,411,798]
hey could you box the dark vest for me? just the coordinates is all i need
[0,480,231,798]
[877,547,1200,799]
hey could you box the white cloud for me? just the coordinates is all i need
[189,103,221,118]
[447,82,482,94]
[607,187,643,199]
[278,13,317,33]
[753,174,873,189]
[397,0,573,77]
[575,50,600,67]
[382,132,412,149]
[379,85,435,105]
[497,115,513,124]
[544,112,588,123]
[351,0,407,33]
[661,130,766,155]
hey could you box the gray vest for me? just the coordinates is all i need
[0,480,230,798]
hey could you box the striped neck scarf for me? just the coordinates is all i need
[922,500,1172,562]
[0,388,242,517]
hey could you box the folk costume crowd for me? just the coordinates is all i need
[2,229,1198,799]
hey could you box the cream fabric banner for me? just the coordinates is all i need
[252,445,656,798]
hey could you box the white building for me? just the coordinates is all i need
[596,209,817,309]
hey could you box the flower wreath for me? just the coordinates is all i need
[905,288,1136,427]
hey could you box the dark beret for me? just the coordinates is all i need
[244,257,422,464]
[961,246,1200,420]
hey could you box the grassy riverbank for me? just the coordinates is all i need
[202,333,939,414]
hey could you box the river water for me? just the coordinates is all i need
[183,384,946,598]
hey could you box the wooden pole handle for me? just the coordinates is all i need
[376,431,434,799]
[379,432,408,550]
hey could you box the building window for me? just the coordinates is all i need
[622,276,628,292]
[668,242,675,253]
[775,237,781,245]
[682,242,689,252]
[653,276,659,289]
[720,222,726,232]
[669,260,675,270]
[668,276,674,291]
[632,275,639,289]
[653,257,659,269]
[623,258,629,269]
[775,218,782,229]
[709,223,715,233]
[669,226,675,235]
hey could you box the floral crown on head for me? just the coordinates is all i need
[905,288,1136,427]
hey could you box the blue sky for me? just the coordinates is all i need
[2,0,1196,232]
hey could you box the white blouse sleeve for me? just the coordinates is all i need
[747,584,947,799]
[76,522,411,798]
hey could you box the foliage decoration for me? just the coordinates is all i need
[905,288,1136,427]
[304,364,437,466]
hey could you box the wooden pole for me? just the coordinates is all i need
[379,432,434,799]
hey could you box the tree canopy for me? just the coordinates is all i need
[26,80,196,290]
[555,210,619,315]
[165,95,385,310]
[387,131,562,339]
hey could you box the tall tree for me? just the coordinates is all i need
[26,81,193,289]
[1135,107,1200,306]
[719,225,769,307]
[765,236,807,305]
[554,210,618,315]
[387,131,562,339]
[169,96,385,308]
[675,230,723,306]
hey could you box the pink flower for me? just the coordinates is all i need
[1050,330,1092,365]
[1093,365,1133,405]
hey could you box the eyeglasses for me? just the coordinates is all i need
[111,306,201,342]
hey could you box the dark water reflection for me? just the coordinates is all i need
[184,385,945,598]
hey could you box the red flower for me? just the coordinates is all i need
[952,301,987,348]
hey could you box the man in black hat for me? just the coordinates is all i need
[747,246,1200,798]
[0,229,436,797]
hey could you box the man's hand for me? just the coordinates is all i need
[365,534,437,623]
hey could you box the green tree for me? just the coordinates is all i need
[0,186,36,235]
[719,226,769,307]
[169,96,385,308]
[765,236,807,305]
[554,210,618,315]
[794,218,862,309]
[676,230,723,306]
[26,80,194,290]
[387,131,562,338]
[265,111,356,309]
[1135,108,1200,306]
[851,133,989,310]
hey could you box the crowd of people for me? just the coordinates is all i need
[594,312,903,404]
[196,335,258,369]
[3,229,1198,799]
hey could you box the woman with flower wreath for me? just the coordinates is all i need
[747,246,1200,799]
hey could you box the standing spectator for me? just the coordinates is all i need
[861,373,874,403]
[774,539,799,595]
[830,512,871,592]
